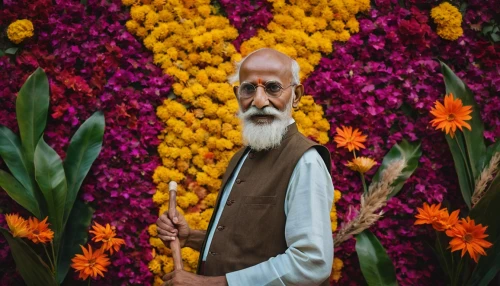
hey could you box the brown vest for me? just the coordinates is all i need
[197,123,332,285]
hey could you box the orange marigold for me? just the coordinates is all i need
[446,217,493,263]
[430,93,472,138]
[89,222,125,254]
[414,203,448,231]
[71,244,111,280]
[5,214,30,238]
[27,217,54,244]
[334,126,367,151]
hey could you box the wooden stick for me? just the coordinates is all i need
[168,181,183,270]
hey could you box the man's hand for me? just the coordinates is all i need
[162,270,227,286]
[156,210,190,247]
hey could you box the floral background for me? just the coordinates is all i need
[1,0,499,285]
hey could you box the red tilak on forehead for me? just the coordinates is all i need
[257,78,263,84]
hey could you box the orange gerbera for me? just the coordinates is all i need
[89,222,125,254]
[345,157,377,174]
[27,217,54,244]
[71,244,111,280]
[334,126,367,151]
[414,203,448,231]
[446,217,493,263]
[430,93,472,138]
[437,209,460,230]
[5,214,29,238]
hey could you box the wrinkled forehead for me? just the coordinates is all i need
[239,51,293,83]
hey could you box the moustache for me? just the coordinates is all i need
[240,106,283,120]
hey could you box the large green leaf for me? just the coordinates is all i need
[0,170,40,217]
[372,139,421,197]
[57,200,94,284]
[467,236,500,286]
[469,166,500,285]
[446,132,474,208]
[0,125,36,198]
[0,228,57,286]
[355,230,398,286]
[16,67,50,172]
[440,62,486,179]
[34,137,67,239]
[63,111,104,222]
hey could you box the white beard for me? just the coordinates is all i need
[238,100,293,152]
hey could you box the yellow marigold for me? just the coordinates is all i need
[149,259,162,274]
[148,224,158,236]
[431,2,462,26]
[330,258,344,282]
[436,25,464,41]
[7,19,34,44]
[431,2,463,40]
[122,0,137,6]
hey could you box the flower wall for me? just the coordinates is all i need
[303,0,500,284]
[0,0,172,284]
[1,0,499,286]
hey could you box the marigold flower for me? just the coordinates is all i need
[334,126,367,151]
[89,222,125,255]
[5,214,30,238]
[345,157,377,174]
[414,203,449,231]
[27,217,54,244]
[430,93,472,138]
[71,244,111,280]
[7,19,34,44]
[445,217,493,263]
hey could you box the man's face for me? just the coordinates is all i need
[234,49,303,151]
[235,52,297,125]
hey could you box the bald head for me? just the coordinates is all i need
[229,48,300,85]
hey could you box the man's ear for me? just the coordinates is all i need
[233,85,239,98]
[292,84,304,107]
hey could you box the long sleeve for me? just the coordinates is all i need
[225,148,334,285]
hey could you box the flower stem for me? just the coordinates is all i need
[353,150,357,159]
[51,241,57,275]
[88,278,91,286]
[360,172,368,193]
[43,244,55,273]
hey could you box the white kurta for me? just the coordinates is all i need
[202,146,334,286]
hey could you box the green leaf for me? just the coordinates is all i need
[469,165,500,285]
[0,125,36,197]
[440,61,486,179]
[34,137,67,239]
[0,170,40,217]
[16,67,49,179]
[446,132,474,208]
[0,50,5,57]
[372,139,422,197]
[0,228,57,286]
[57,200,94,284]
[63,111,104,222]
[467,236,500,286]
[5,47,18,55]
[355,230,398,286]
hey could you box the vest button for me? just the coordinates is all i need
[249,153,255,159]
[235,179,242,184]
[217,225,225,231]
[226,200,234,206]
[210,251,217,256]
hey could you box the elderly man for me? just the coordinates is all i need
[157,48,334,286]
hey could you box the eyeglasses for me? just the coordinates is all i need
[237,80,296,99]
